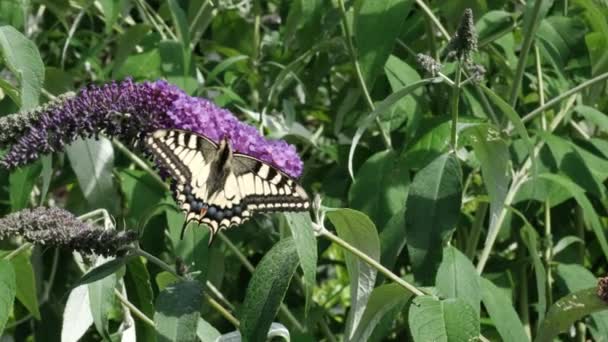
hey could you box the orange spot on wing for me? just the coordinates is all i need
[200,207,208,217]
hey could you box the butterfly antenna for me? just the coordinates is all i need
[180,220,190,240]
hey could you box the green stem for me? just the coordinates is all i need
[112,139,165,188]
[320,229,424,296]
[450,61,462,149]
[522,71,608,123]
[466,202,487,260]
[508,0,545,106]
[414,0,451,40]
[3,243,32,260]
[337,0,391,149]
[518,245,532,339]
[114,288,156,328]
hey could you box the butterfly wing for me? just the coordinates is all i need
[232,154,310,213]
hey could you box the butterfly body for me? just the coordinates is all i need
[145,129,309,241]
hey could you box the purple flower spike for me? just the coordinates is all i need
[0,79,303,178]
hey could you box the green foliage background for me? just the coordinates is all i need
[0,0,608,341]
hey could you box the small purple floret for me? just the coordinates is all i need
[0,79,303,177]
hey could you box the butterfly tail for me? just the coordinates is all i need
[180,220,190,240]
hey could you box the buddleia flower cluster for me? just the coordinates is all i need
[0,78,303,178]
[0,207,136,256]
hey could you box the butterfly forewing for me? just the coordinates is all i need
[145,129,310,238]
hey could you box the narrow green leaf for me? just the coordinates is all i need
[125,257,157,342]
[348,150,409,228]
[354,0,414,88]
[535,287,608,342]
[155,280,203,342]
[480,278,530,342]
[471,126,510,237]
[88,257,118,340]
[206,55,249,84]
[10,248,40,319]
[405,153,462,284]
[520,225,547,326]
[239,238,299,342]
[39,155,52,205]
[167,0,190,47]
[408,296,479,342]
[0,25,44,109]
[66,137,119,213]
[0,260,16,335]
[327,208,380,340]
[76,256,130,287]
[197,317,221,341]
[9,161,42,210]
[284,212,318,315]
[351,283,412,342]
[538,173,608,263]
[98,0,120,33]
[436,246,481,315]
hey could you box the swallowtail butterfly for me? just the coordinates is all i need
[145,129,310,242]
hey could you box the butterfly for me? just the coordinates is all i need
[144,129,310,242]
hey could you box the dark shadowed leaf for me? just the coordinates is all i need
[436,246,481,315]
[155,280,203,342]
[75,256,130,287]
[0,260,16,335]
[379,208,407,271]
[408,296,479,342]
[348,150,409,229]
[405,153,462,284]
[9,161,42,211]
[239,238,299,342]
[0,25,44,109]
[354,0,413,89]
[480,278,529,342]
[327,208,380,340]
[520,225,547,326]
[10,248,40,319]
[125,257,157,342]
[284,212,318,315]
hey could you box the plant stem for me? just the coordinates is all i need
[518,245,532,339]
[508,0,545,107]
[414,0,451,40]
[112,139,165,188]
[466,202,487,260]
[320,229,424,296]
[450,61,462,149]
[337,0,391,149]
[114,288,156,328]
[3,243,32,260]
[522,71,608,124]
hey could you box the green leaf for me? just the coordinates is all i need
[383,55,423,131]
[326,208,380,340]
[98,0,120,34]
[88,257,118,340]
[405,153,462,284]
[166,208,211,283]
[155,280,203,342]
[575,105,608,133]
[436,246,481,315]
[408,296,479,342]
[379,208,407,271]
[75,256,130,287]
[39,155,52,205]
[0,25,44,109]
[197,317,221,341]
[470,126,510,240]
[478,84,534,162]
[351,283,413,342]
[125,257,157,342]
[354,0,413,89]
[520,225,547,326]
[62,285,94,342]
[349,150,409,228]
[480,278,529,342]
[538,173,608,263]
[0,260,16,335]
[66,137,119,214]
[10,248,40,319]
[476,11,515,47]
[112,24,152,74]
[284,212,318,315]
[118,168,167,228]
[159,40,197,94]
[9,161,42,210]
[206,55,249,84]
[167,0,190,48]
[535,287,608,342]
[239,238,299,342]
[114,48,161,79]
